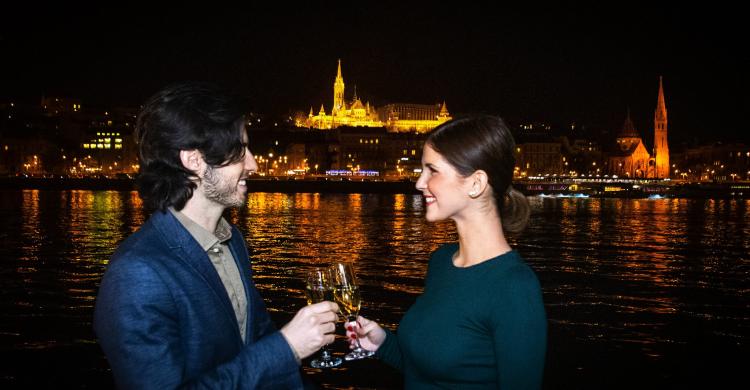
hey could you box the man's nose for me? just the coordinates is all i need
[245,151,259,172]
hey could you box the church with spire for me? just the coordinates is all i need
[608,77,670,179]
[653,77,669,178]
[300,60,451,133]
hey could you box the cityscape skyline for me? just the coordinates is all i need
[1,5,746,144]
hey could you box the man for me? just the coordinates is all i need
[94,82,338,389]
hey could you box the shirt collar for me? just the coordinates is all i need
[169,207,232,251]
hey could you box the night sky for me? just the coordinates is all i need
[2,4,746,144]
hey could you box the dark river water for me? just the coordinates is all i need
[0,190,747,389]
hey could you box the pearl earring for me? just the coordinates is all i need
[468,190,477,197]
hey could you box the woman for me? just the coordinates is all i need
[349,115,547,389]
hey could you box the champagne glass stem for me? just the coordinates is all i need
[349,318,364,349]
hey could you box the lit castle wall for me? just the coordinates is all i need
[299,60,451,133]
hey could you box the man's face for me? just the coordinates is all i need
[201,129,258,208]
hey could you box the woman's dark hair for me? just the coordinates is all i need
[426,115,530,233]
[135,82,246,212]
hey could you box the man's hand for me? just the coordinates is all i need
[280,301,339,360]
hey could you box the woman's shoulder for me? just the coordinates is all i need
[428,242,458,264]
[483,253,544,311]
[494,251,540,285]
[483,253,545,324]
[433,242,458,256]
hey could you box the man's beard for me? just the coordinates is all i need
[202,165,245,208]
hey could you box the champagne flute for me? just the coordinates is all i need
[305,268,342,368]
[330,262,375,360]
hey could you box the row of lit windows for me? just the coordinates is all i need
[403,149,417,156]
[96,132,121,137]
[359,138,379,144]
[520,124,552,130]
[83,143,123,149]
[91,138,123,143]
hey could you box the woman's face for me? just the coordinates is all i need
[415,144,473,222]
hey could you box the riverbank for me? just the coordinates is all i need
[1,177,748,198]
[0,177,420,194]
[515,180,750,199]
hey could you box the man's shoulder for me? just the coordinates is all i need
[111,213,172,264]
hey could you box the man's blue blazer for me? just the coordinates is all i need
[94,210,302,389]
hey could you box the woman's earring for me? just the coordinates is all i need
[468,190,477,197]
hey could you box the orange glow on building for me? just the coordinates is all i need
[654,77,670,178]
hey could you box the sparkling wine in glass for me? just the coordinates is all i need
[305,268,342,368]
[330,262,375,360]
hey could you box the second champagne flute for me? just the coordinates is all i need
[330,262,375,360]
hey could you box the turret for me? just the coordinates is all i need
[333,59,345,114]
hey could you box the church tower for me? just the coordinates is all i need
[617,108,641,151]
[333,59,345,115]
[653,76,669,178]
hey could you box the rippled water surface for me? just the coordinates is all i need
[0,190,747,388]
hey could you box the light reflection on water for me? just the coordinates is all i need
[0,190,748,388]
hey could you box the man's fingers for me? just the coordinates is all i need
[308,301,339,314]
[323,322,336,334]
[314,311,337,324]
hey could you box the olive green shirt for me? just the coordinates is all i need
[170,208,247,342]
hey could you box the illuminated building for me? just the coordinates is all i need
[377,102,451,133]
[673,143,749,181]
[609,110,652,178]
[653,77,669,178]
[515,142,564,177]
[336,127,425,174]
[301,60,451,133]
[608,77,671,179]
[76,108,139,175]
[82,131,124,151]
[304,60,383,129]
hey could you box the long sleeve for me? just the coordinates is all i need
[94,257,301,389]
[184,331,299,389]
[491,265,547,390]
[374,327,404,371]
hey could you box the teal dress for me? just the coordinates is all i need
[377,243,547,389]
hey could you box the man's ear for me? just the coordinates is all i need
[179,150,204,174]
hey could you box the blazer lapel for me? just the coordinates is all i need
[151,211,239,334]
[227,229,255,344]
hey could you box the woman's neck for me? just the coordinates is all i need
[452,208,511,268]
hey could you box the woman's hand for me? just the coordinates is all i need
[345,315,386,352]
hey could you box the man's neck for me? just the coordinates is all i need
[179,195,225,233]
